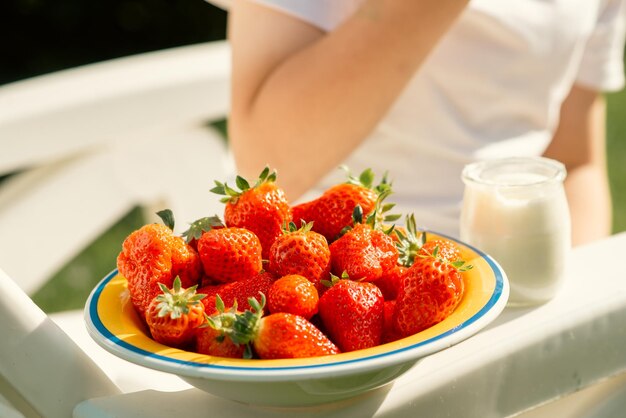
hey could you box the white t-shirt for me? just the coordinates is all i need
[242,0,626,237]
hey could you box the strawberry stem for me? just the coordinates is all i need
[181,215,224,243]
[321,271,349,288]
[206,293,267,359]
[210,166,278,204]
[417,244,474,272]
[155,276,206,319]
[282,220,314,235]
[395,214,426,267]
[340,166,393,195]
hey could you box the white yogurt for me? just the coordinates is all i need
[460,158,571,306]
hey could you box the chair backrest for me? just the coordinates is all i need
[0,40,233,295]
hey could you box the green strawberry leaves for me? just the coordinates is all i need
[418,243,474,272]
[157,208,225,243]
[395,214,426,267]
[321,271,350,288]
[282,220,315,235]
[156,209,176,230]
[155,276,206,320]
[211,166,277,204]
[341,165,392,195]
[206,293,267,360]
[182,215,224,243]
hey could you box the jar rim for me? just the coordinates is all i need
[461,157,566,187]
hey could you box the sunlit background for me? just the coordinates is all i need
[1,0,625,312]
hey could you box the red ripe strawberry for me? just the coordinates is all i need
[267,274,319,320]
[197,227,263,284]
[268,221,331,290]
[374,214,424,300]
[382,300,403,343]
[117,222,202,317]
[207,295,340,359]
[199,270,276,313]
[393,255,469,337]
[196,325,246,358]
[330,222,398,282]
[145,277,206,348]
[419,239,462,263]
[329,194,400,282]
[211,167,291,259]
[375,265,408,301]
[252,312,339,359]
[292,167,391,242]
[196,301,246,359]
[318,277,384,352]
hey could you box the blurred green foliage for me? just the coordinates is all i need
[607,90,626,234]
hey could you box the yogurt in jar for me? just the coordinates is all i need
[460,158,571,306]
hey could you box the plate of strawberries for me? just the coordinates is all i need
[85,167,509,407]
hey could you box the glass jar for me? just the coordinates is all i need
[460,157,571,306]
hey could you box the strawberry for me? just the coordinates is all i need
[394,214,462,265]
[199,270,276,313]
[117,220,202,317]
[197,227,263,284]
[196,301,246,359]
[196,324,246,358]
[382,300,402,343]
[393,254,470,337]
[419,239,462,263]
[211,167,291,259]
[267,274,319,320]
[375,265,408,301]
[207,294,340,359]
[394,214,426,268]
[375,214,424,299]
[145,277,206,348]
[329,204,398,282]
[268,221,331,290]
[292,167,391,242]
[318,276,384,352]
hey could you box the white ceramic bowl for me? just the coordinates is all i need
[84,234,508,407]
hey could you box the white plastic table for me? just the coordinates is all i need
[65,231,626,417]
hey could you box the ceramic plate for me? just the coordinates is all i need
[85,233,508,383]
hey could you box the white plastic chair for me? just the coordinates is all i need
[0,40,234,416]
[0,268,121,418]
[0,40,233,295]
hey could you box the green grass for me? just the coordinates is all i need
[607,89,626,234]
